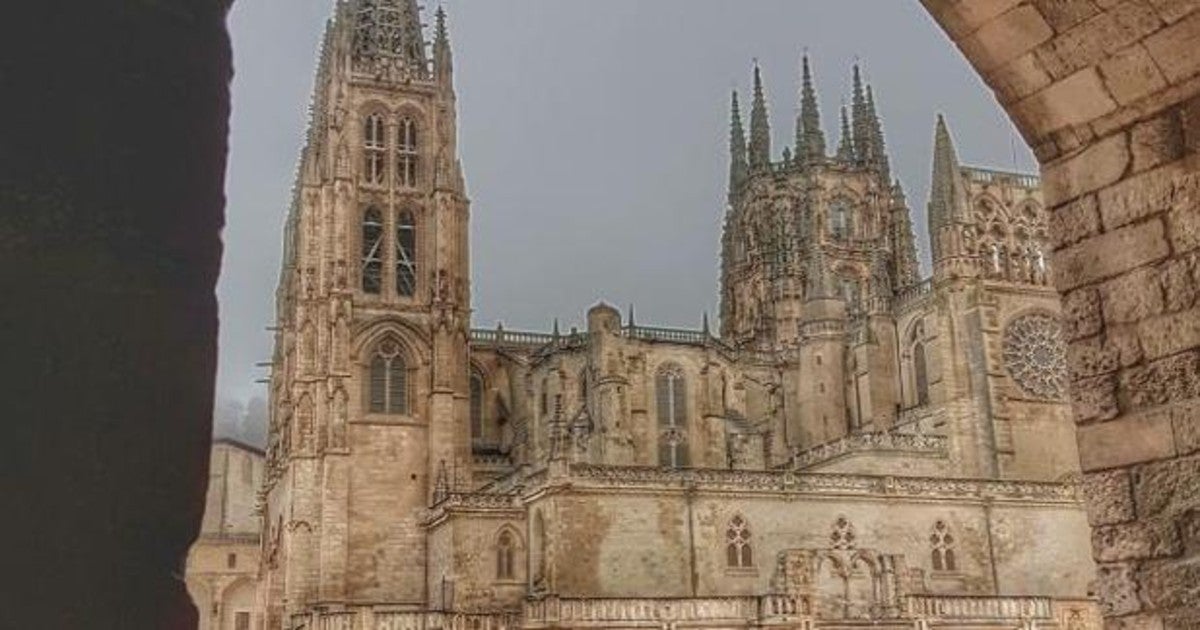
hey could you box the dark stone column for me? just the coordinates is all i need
[1,2,232,628]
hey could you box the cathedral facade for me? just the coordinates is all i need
[259,2,1100,628]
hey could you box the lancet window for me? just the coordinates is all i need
[397,117,419,188]
[364,113,387,185]
[496,529,516,580]
[361,207,384,294]
[470,371,484,442]
[830,199,851,240]
[395,210,417,297]
[368,338,408,415]
[656,364,689,468]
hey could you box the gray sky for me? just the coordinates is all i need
[219,0,1035,402]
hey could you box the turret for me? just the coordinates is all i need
[928,115,968,277]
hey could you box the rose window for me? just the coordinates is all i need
[1002,312,1067,400]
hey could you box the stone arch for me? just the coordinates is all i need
[926,4,1200,626]
[219,577,257,630]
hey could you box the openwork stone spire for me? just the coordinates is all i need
[748,63,772,170]
[850,64,870,164]
[865,86,891,181]
[433,5,452,83]
[890,180,921,288]
[350,0,430,77]
[729,91,749,197]
[796,54,826,165]
[836,104,854,161]
[928,114,964,260]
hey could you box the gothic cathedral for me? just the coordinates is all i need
[260,3,1101,629]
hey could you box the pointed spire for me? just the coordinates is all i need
[865,86,891,181]
[928,114,964,262]
[748,62,772,169]
[891,179,921,289]
[703,312,711,336]
[433,4,454,84]
[797,54,826,165]
[851,64,870,164]
[836,104,854,161]
[627,304,636,328]
[553,318,561,339]
[729,91,749,196]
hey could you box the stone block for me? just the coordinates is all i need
[1074,374,1122,423]
[1083,469,1137,525]
[1149,0,1200,24]
[1035,0,1103,31]
[960,5,1054,73]
[1078,410,1178,471]
[1016,69,1120,136]
[1044,131,1129,205]
[1098,162,1187,229]
[1050,194,1102,250]
[1171,400,1200,454]
[1093,562,1143,616]
[1137,555,1200,611]
[1138,307,1200,360]
[1101,266,1165,324]
[1133,452,1200,517]
[1131,112,1186,173]
[1182,94,1200,153]
[1145,9,1200,82]
[1063,286,1104,339]
[1159,253,1198,312]
[1105,614,1166,630]
[1070,336,1122,381]
[920,0,1024,39]
[1100,43,1170,107]
[1119,350,1200,409]
[1092,517,1183,561]
[990,52,1054,103]
[1107,324,1147,368]
[1055,220,1169,291]
[1165,178,1200,251]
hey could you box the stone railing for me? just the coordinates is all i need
[623,324,711,346]
[893,278,933,312]
[301,609,521,630]
[470,328,557,349]
[523,595,809,626]
[790,431,948,470]
[562,464,1080,503]
[906,594,1053,620]
[961,165,1040,190]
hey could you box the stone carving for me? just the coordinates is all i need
[1002,312,1068,400]
[830,516,856,550]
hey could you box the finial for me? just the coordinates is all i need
[553,318,561,338]
[627,304,636,327]
[702,312,711,335]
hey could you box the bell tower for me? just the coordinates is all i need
[261,1,470,624]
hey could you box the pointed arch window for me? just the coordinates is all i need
[930,520,957,571]
[726,515,753,568]
[361,207,384,294]
[368,339,409,415]
[364,113,387,185]
[497,529,516,580]
[656,364,689,468]
[470,372,484,441]
[913,341,930,407]
[396,210,417,297]
[397,117,419,188]
[830,200,851,240]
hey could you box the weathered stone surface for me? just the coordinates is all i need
[1084,469,1138,526]
[1100,43,1170,106]
[1160,253,1198,312]
[1094,562,1144,616]
[1104,613,1165,630]
[1078,410,1177,471]
[1064,286,1104,339]
[1133,453,1200,518]
[1050,194,1103,249]
[1098,162,1189,229]
[1130,113,1185,173]
[1034,3,1161,81]
[1016,69,1119,135]
[1136,556,1200,611]
[1056,220,1169,290]
[960,5,1054,73]
[1101,266,1165,324]
[1092,518,1182,561]
[991,52,1054,103]
[1119,350,1200,409]
[1171,400,1200,454]
[1070,336,1122,381]
[1074,374,1122,423]
[1044,132,1130,205]
[1137,307,1200,360]
[1144,9,1200,81]
[1148,0,1200,24]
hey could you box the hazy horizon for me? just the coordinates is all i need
[217,0,1036,414]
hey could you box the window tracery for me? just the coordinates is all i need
[726,515,753,568]
[496,529,516,580]
[970,197,1049,285]
[656,364,689,468]
[368,338,409,415]
[930,520,957,571]
[470,372,484,442]
[397,117,418,188]
[395,210,417,297]
[361,207,384,294]
[1002,312,1067,400]
[830,199,851,240]
[363,114,386,185]
[830,516,856,550]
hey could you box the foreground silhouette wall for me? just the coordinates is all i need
[924,1,1200,627]
[1,2,232,628]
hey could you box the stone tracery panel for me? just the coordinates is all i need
[1002,312,1067,401]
